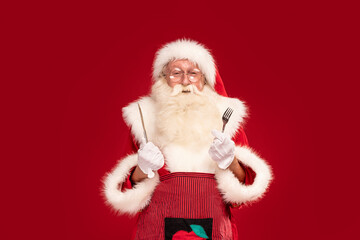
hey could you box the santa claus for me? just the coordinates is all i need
[103,39,273,240]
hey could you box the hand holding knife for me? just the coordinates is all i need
[137,103,164,178]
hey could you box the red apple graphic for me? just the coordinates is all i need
[172,230,205,239]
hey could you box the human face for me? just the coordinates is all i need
[164,59,205,91]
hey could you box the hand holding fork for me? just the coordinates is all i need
[209,107,235,169]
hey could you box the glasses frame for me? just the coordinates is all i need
[163,68,204,83]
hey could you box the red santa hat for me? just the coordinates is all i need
[152,39,228,97]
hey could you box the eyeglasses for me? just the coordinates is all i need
[165,68,203,83]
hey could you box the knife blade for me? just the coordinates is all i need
[137,103,148,143]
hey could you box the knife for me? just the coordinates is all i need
[137,103,148,143]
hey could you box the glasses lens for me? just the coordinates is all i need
[169,71,183,82]
[168,69,202,83]
[188,72,200,82]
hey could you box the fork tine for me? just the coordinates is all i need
[223,108,228,119]
[222,107,234,132]
[223,107,233,120]
[228,108,233,117]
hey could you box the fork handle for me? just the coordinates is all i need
[222,121,226,133]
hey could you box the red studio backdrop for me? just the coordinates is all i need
[2,0,360,239]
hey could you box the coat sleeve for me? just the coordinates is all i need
[232,127,256,186]
[102,129,160,216]
[120,131,139,191]
[215,126,273,206]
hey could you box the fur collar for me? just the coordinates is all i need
[122,93,247,146]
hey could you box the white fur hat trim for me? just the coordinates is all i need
[152,39,216,88]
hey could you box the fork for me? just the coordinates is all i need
[222,107,234,132]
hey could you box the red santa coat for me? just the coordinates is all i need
[103,92,273,239]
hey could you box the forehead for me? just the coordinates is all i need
[167,59,199,70]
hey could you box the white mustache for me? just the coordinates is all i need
[170,84,203,96]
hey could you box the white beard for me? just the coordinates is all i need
[151,79,222,150]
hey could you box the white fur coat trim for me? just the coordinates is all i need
[122,94,247,145]
[152,39,216,88]
[102,154,160,215]
[215,146,273,204]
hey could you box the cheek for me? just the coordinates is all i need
[195,81,205,91]
[166,79,176,88]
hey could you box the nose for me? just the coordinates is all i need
[181,74,191,85]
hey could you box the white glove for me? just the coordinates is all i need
[208,129,235,169]
[138,139,165,178]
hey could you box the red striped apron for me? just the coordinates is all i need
[134,172,235,240]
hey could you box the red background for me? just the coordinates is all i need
[2,0,359,239]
